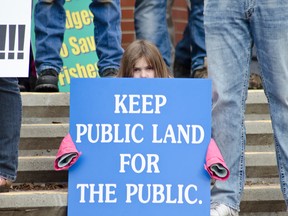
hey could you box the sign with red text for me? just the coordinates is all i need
[68,78,211,216]
[0,1,31,77]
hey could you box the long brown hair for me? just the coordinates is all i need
[118,40,171,78]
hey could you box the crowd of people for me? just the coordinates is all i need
[1,1,288,216]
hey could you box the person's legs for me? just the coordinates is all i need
[252,0,288,207]
[189,0,207,77]
[248,46,263,89]
[34,0,66,91]
[205,0,252,212]
[0,78,21,182]
[173,23,192,77]
[134,0,171,67]
[166,0,175,69]
[89,0,123,77]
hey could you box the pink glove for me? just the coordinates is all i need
[204,138,230,181]
[54,133,81,171]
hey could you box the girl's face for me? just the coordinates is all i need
[132,57,155,78]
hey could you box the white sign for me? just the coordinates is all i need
[0,1,32,77]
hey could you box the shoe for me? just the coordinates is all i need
[248,73,262,89]
[0,178,12,193]
[173,59,191,78]
[34,69,59,92]
[19,83,28,92]
[191,57,208,78]
[101,68,118,78]
[18,78,30,92]
[191,67,208,78]
[210,203,239,216]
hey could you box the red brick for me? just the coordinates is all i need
[174,21,187,33]
[122,9,134,20]
[120,0,188,48]
[122,33,135,44]
[121,21,134,31]
[173,0,188,8]
[121,0,135,7]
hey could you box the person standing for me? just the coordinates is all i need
[89,0,123,78]
[34,0,66,92]
[205,0,288,215]
[0,78,22,192]
[173,0,207,78]
[34,0,123,92]
[134,0,207,78]
[134,0,171,69]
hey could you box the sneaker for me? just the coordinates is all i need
[191,67,208,78]
[0,177,12,193]
[34,69,59,92]
[101,68,118,78]
[248,73,262,89]
[18,78,30,92]
[18,83,28,92]
[173,59,191,78]
[210,204,239,216]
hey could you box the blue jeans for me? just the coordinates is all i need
[205,0,288,211]
[89,0,123,75]
[175,0,206,72]
[0,78,21,181]
[34,0,66,74]
[35,0,123,75]
[134,0,171,67]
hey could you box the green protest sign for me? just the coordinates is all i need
[31,0,99,92]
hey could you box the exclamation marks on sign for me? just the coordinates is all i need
[18,25,25,59]
[0,25,7,59]
[8,25,16,59]
[0,24,26,60]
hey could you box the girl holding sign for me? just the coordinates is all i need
[55,40,229,187]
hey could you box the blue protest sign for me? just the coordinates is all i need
[68,78,211,216]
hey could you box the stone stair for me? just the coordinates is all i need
[0,90,287,216]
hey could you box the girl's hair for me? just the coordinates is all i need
[118,40,171,78]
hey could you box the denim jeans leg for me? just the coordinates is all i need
[89,0,123,75]
[204,0,253,211]
[251,1,288,207]
[134,0,171,67]
[190,0,206,72]
[174,23,192,66]
[0,78,21,181]
[34,0,66,74]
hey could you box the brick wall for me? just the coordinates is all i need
[121,0,188,49]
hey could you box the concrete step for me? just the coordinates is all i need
[240,184,286,213]
[0,190,67,216]
[0,184,286,215]
[16,156,67,184]
[19,121,273,152]
[15,151,278,184]
[20,123,68,153]
[21,90,268,119]
[240,213,287,216]
[14,90,285,215]
[246,120,274,152]
[246,152,278,179]
[21,92,69,109]
[246,90,269,114]
[21,92,70,124]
